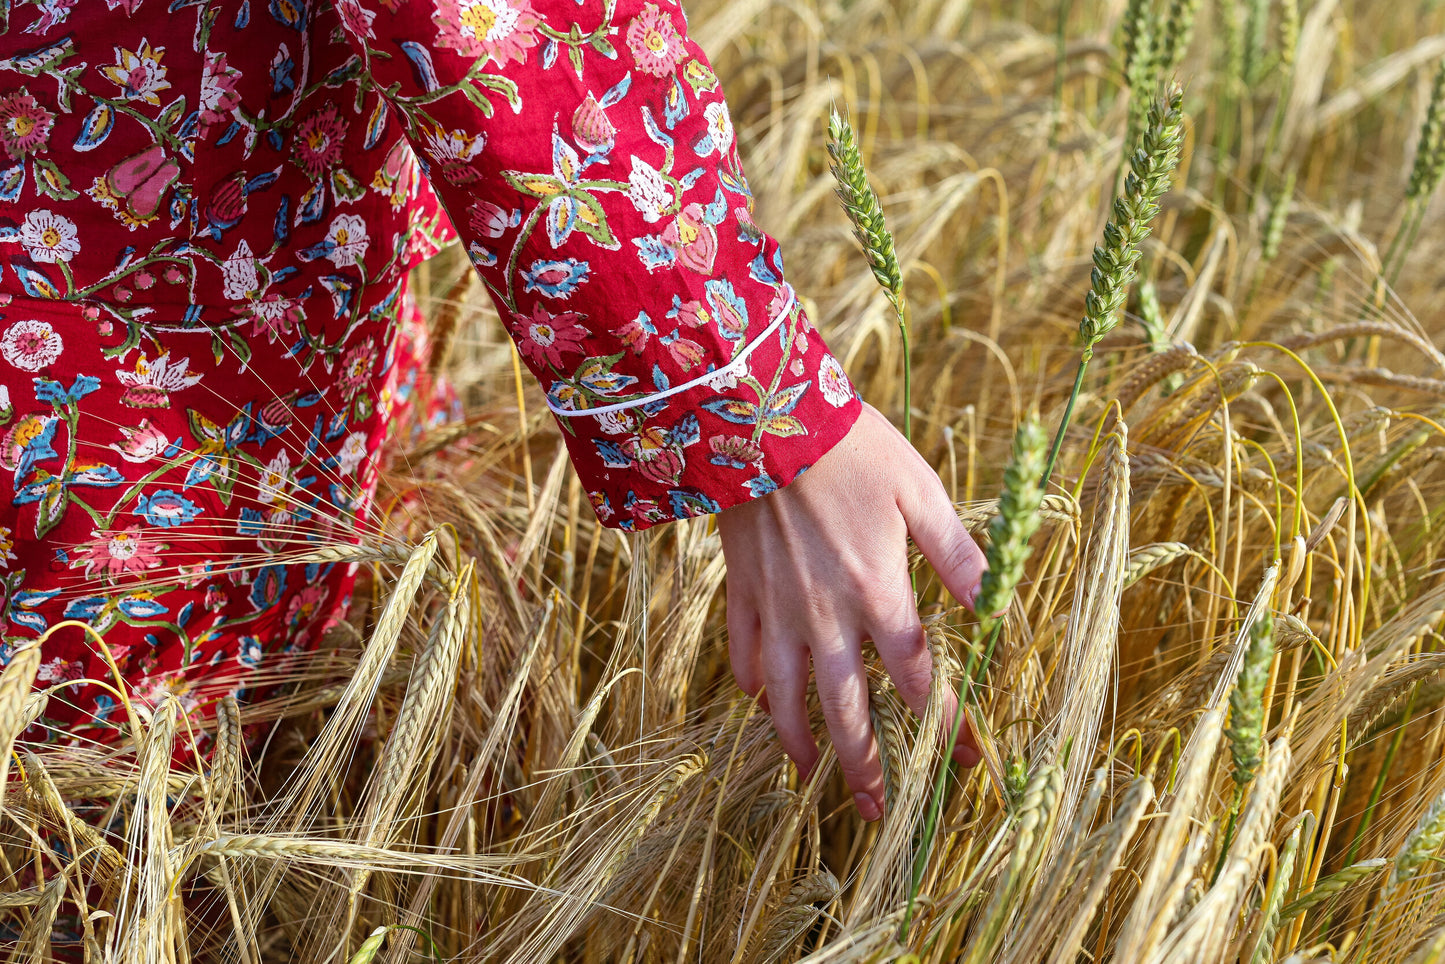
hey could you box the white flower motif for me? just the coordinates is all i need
[220,238,263,300]
[1,320,62,371]
[626,157,673,223]
[256,449,294,507]
[595,410,635,436]
[423,126,486,164]
[817,354,854,408]
[336,431,369,476]
[704,366,739,392]
[19,209,79,263]
[703,101,734,157]
[325,213,370,268]
[115,352,204,407]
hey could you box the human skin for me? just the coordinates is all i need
[717,401,987,822]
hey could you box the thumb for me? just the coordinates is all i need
[900,466,987,610]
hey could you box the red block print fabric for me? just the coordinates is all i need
[0,0,860,743]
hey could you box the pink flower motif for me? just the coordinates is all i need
[335,0,376,38]
[198,52,242,134]
[115,352,202,408]
[110,419,170,463]
[286,583,330,628]
[626,3,687,77]
[572,94,617,154]
[71,526,166,580]
[709,434,763,467]
[0,414,57,472]
[293,103,345,179]
[422,125,486,185]
[468,199,517,239]
[513,305,589,370]
[0,90,53,159]
[370,139,422,211]
[665,336,705,370]
[244,296,304,344]
[622,426,685,484]
[37,658,83,683]
[433,0,542,67]
[617,315,650,354]
[818,354,854,407]
[661,203,717,273]
[31,0,79,32]
[671,299,710,328]
[336,339,377,401]
[1,319,63,371]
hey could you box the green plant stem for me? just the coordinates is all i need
[1346,692,1415,866]
[904,621,1004,940]
[894,292,913,442]
[1040,348,1093,486]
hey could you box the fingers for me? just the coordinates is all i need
[869,589,981,768]
[900,467,988,610]
[726,586,765,710]
[811,634,886,821]
[760,637,820,780]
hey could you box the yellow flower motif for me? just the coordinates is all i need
[100,40,171,107]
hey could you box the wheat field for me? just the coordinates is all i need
[9,0,1445,961]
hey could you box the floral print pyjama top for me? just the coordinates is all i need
[0,0,862,744]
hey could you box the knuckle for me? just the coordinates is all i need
[939,536,982,576]
[889,660,933,702]
[817,685,867,723]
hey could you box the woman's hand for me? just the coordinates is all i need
[716,402,986,822]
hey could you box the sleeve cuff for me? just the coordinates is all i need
[549,292,863,530]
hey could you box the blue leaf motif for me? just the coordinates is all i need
[701,398,760,426]
[703,188,728,225]
[68,463,123,488]
[399,41,441,93]
[633,235,676,271]
[663,75,688,130]
[73,102,114,152]
[594,439,631,468]
[668,488,720,519]
[599,74,632,108]
[268,0,303,29]
[0,163,23,201]
[642,107,673,149]
[667,413,700,448]
[13,262,60,299]
[362,98,388,150]
[245,170,279,193]
[63,596,108,620]
[117,596,168,619]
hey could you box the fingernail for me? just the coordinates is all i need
[854,792,881,822]
[967,583,983,611]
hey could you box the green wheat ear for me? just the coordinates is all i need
[1407,60,1445,204]
[1082,84,1187,350]
[974,414,1048,641]
[1226,609,1275,789]
[826,108,903,311]
[827,106,914,440]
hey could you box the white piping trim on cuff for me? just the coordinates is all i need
[544,287,796,418]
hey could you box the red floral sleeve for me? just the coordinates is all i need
[329,0,862,530]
